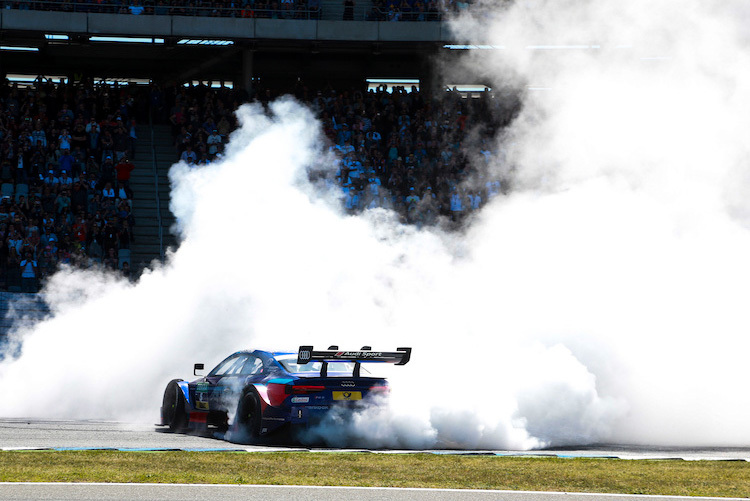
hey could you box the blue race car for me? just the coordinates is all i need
[160,345,411,439]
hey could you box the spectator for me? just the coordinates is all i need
[19,250,38,293]
[129,0,145,14]
[103,247,118,270]
[102,221,119,256]
[42,170,59,190]
[180,144,197,164]
[6,247,21,291]
[31,121,47,148]
[207,129,223,158]
[70,181,88,214]
[343,0,354,20]
[117,182,133,203]
[100,131,115,163]
[58,149,75,176]
[58,128,72,151]
[85,117,101,154]
[115,155,135,187]
[113,122,130,161]
[55,189,71,214]
[121,260,132,280]
[71,123,87,152]
[344,187,360,213]
[58,170,74,189]
[102,182,116,200]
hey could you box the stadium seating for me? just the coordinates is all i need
[0,78,143,292]
[14,184,28,202]
[1,184,13,200]
[118,249,131,270]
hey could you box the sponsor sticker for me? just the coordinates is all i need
[291,396,310,404]
[333,391,362,401]
[196,383,209,393]
[196,401,209,410]
[336,351,383,358]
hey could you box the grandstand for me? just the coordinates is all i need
[0,0,501,306]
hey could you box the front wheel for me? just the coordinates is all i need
[162,379,187,432]
[236,391,261,439]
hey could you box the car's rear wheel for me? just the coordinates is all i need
[236,391,261,439]
[162,379,187,432]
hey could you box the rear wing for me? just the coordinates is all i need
[297,345,411,377]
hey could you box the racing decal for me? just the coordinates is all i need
[195,386,210,410]
[332,391,362,401]
[291,396,310,404]
[196,382,209,393]
[297,346,411,365]
[336,351,383,358]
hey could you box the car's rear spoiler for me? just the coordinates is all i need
[297,345,411,377]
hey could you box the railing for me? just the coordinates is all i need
[366,7,442,22]
[148,108,165,263]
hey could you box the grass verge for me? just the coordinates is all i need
[0,451,748,498]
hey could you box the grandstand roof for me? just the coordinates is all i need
[0,10,455,84]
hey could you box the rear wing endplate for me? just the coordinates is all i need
[297,345,411,377]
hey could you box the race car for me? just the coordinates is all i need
[160,345,411,439]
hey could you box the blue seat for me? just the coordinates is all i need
[1,183,14,200]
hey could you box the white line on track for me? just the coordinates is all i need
[0,483,747,500]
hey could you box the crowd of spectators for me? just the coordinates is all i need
[0,77,141,292]
[166,79,515,228]
[0,73,514,293]
[153,83,243,166]
[0,0,475,21]
[313,83,513,227]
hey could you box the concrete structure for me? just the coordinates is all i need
[0,7,458,89]
[129,124,178,270]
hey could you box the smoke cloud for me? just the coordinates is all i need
[2,0,750,449]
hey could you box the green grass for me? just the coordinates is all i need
[1,451,749,497]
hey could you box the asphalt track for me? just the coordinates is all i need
[2,419,750,461]
[1,419,749,500]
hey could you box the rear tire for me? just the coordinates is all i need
[162,379,187,432]
[236,391,261,439]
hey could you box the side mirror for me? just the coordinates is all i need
[194,363,205,376]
